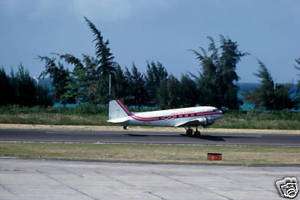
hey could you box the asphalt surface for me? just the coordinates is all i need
[0,128,300,146]
[1,158,299,200]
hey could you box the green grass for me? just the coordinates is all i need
[0,106,300,129]
[212,111,300,129]
[1,142,300,165]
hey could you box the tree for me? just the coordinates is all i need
[218,35,246,109]
[39,18,117,104]
[113,64,129,99]
[84,17,116,103]
[36,83,53,106]
[248,61,296,110]
[179,74,198,107]
[157,75,181,109]
[295,57,300,106]
[59,53,87,103]
[39,56,73,104]
[0,68,13,105]
[145,61,168,104]
[125,64,147,106]
[12,64,37,106]
[247,61,276,109]
[192,36,246,109]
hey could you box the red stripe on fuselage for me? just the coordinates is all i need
[130,111,220,122]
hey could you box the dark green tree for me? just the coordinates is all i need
[248,61,295,110]
[218,35,247,109]
[113,64,129,99]
[59,53,87,103]
[39,56,73,104]
[192,39,218,106]
[294,57,300,106]
[36,83,53,106]
[145,61,168,104]
[13,64,37,106]
[192,36,246,109]
[82,55,99,103]
[179,74,198,107]
[0,68,13,105]
[157,75,181,109]
[125,64,147,106]
[84,17,116,103]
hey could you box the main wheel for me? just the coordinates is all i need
[186,128,193,136]
[194,130,201,137]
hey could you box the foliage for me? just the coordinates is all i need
[0,66,52,107]
[124,64,148,106]
[0,68,13,105]
[247,61,296,110]
[157,75,182,109]
[39,17,117,105]
[192,35,247,109]
[145,61,168,104]
[2,17,299,112]
[84,17,116,103]
[179,74,198,107]
[295,58,300,104]
[39,56,73,104]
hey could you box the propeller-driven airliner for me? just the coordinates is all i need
[107,99,223,136]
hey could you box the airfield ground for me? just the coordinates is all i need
[1,142,300,166]
[1,158,299,200]
[1,124,300,165]
[0,125,300,199]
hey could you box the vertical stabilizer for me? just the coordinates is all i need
[108,100,132,120]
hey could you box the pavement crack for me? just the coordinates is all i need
[220,173,274,193]
[94,170,135,188]
[36,169,100,200]
[152,172,234,200]
[146,191,168,200]
[60,167,84,178]
[0,184,16,195]
[95,170,168,199]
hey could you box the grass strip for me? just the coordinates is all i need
[0,142,300,165]
[1,110,300,129]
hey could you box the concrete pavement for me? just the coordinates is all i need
[0,158,299,200]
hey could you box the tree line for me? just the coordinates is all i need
[0,65,52,106]
[1,17,300,110]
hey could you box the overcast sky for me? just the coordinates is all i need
[0,0,299,83]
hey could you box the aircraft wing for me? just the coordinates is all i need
[175,117,207,127]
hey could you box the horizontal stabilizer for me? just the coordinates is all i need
[107,117,129,124]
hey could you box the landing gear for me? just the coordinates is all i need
[185,127,201,137]
[123,125,128,130]
[194,127,201,137]
[186,128,194,136]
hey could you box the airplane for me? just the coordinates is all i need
[107,99,223,136]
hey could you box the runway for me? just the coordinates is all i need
[0,128,300,146]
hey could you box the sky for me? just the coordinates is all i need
[0,0,299,83]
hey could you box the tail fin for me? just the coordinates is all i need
[108,100,132,120]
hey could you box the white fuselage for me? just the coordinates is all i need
[122,106,223,127]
